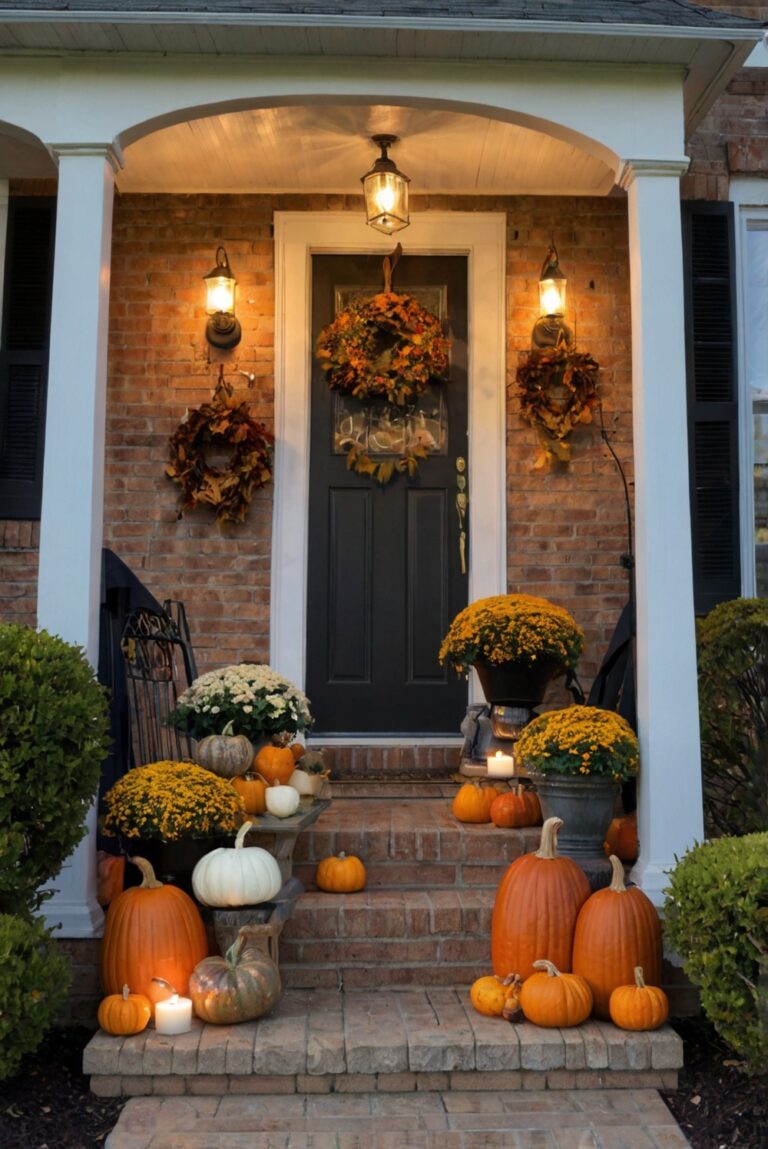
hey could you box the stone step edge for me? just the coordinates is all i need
[90,1066,679,1098]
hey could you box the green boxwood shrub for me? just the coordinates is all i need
[0,914,71,1080]
[696,598,768,838]
[664,832,768,1073]
[0,624,110,915]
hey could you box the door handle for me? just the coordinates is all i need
[456,458,468,575]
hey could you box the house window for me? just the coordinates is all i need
[744,218,768,596]
[0,196,56,520]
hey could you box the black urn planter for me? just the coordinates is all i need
[474,656,565,708]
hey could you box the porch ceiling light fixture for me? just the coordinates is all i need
[361,134,410,235]
[203,246,241,349]
[532,241,573,349]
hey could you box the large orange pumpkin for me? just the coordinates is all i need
[491,817,590,981]
[452,781,499,823]
[572,854,662,1020]
[490,785,542,829]
[253,744,296,786]
[100,857,208,1014]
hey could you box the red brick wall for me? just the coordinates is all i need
[0,192,631,692]
[685,1,768,199]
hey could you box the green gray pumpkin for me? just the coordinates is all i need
[194,720,255,778]
[189,927,282,1024]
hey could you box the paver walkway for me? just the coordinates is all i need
[106,1088,692,1148]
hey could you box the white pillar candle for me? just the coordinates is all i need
[154,994,193,1035]
[487,750,515,778]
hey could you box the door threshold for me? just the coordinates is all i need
[306,736,463,747]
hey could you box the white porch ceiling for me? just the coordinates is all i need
[117,103,616,196]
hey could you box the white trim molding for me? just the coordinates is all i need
[271,210,507,722]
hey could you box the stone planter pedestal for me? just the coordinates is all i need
[529,774,618,890]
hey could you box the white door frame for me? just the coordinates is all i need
[271,210,507,734]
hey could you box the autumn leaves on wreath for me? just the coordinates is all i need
[516,345,601,472]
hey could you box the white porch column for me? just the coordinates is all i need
[619,159,704,905]
[38,145,119,937]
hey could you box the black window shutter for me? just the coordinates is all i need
[682,201,741,615]
[0,197,56,519]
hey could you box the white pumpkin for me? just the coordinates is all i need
[265,781,301,819]
[288,768,315,797]
[191,822,282,907]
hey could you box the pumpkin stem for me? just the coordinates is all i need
[121,985,131,1000]
[634,966,646,989]
[534,817,563,860]
[338,851,346,859]
[221,719,235,736]
[129,856,164,889]
[225,930,249,967]
[608,854,628,893]
[254,772,270,786]
[532,959,561,978]
[235,822,253,848]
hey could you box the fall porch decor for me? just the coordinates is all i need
[315,290,449,484]
[166,366,273,524]
[517,345,600,470]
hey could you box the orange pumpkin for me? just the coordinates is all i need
[609,966,670,1031]
[100,857,208,1014]
[97,984,152,1036]
[452,781,499,823]
[519,959,593,1028]
[572,854,662,1020]
[96,851,125,908]
[253,744,296,786]
[231,772,267,816]
[604,811,639,862]
[491,817,590,981]
[290,743,306,762]
[315,852,367,893]
[469,972,522,1019]
[490,785,542,829]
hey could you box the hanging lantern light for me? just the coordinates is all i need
[361,135,410,235]
[203,246,241,349]
[532,241,573,349]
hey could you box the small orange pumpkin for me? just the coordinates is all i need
[253,744,296,786]
[519,960,593,1028]
[452,781,499,823]
[315,852,367,893]
[231,772,267,816]
[290,743,306,762]
[469,972,522,1019]
[490,785,542,829]
[609,966,670,1031]
[604,811,639,862]
[96,851,125,908]
[97,984,152,1036]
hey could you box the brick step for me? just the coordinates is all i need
[306,742,462,780]
[293,797,541,890]
[280,889,496,989]
[84,987,684,1100]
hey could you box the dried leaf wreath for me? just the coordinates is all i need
[166,368,274,524]
[516,346,600,471]
[315,290,450,484]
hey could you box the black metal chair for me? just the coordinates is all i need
[120,602,197,766]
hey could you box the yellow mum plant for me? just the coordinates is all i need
[516,705,639,782]
[439,593,583,676]
[101,760,245,841]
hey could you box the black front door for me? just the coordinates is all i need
[306,254,469,736]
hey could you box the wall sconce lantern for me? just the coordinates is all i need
[361,135,410,235]
[203,246,241,349]
[532,241,573,349]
